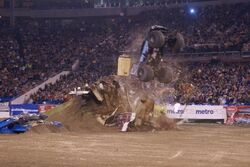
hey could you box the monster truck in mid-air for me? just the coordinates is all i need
[137,25,185,83]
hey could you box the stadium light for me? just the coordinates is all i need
[189,8,196,15]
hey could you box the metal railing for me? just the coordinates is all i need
[166,51,250,58]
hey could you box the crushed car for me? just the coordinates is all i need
[0,113,62,134]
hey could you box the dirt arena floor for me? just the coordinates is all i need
[0,124,250,167]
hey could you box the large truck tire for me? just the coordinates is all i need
[147,30,165,48]
[167,32,185,53]
[172,33,185,52]
[156,67,173,84]
[137,65,154,82]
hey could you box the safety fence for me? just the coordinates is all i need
[1,101,249,124]
[166,51,250,58]
[0,103,58,118]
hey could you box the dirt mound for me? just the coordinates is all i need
[40,97,117,133]
[153,114,177,130]
[28,124,67,134]
[28,88,176,134]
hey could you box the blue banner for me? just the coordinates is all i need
[10,104,39,116]
[0,97,13,103]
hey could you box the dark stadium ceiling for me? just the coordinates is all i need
[0,0,249,18]
[1,0,250,9]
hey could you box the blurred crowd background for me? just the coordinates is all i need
[0,1,249,105]
[0,0,218,9]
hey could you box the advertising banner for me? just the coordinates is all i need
[237,106,250,114]
[0,102,10,118]
[10,104,39,116]
[225,106,250,124]
[165,105,227,122]
[38,104,57,113]
[0,112,10,118]
[0,97,13,103]
[0,102,9,111]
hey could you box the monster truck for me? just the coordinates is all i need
[138,25,185,83]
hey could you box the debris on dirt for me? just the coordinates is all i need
[235,118,250,124]
[28,124,66,134]
[134,95,154,127]
[152,113,176,130]
[0,113,59,134]
[40,75,177,133]
[44,97,117,133]
[12,73,177,134]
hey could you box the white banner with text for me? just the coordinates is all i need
[165,105,227,122]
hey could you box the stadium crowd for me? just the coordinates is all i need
[175,62,250,105]
[0,2,249,105]
[1,0,214,9]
